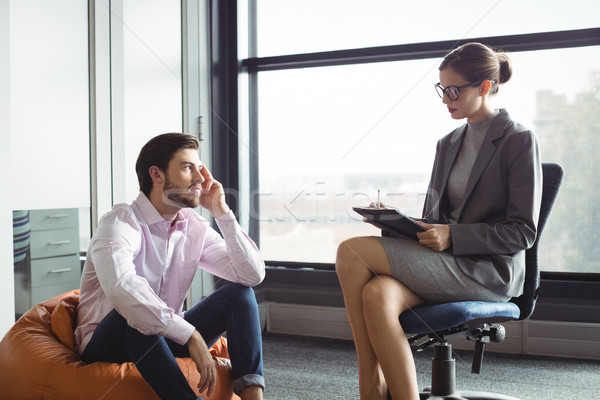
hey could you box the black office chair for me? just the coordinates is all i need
[398,163,564,400]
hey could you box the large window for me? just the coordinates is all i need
[244,2,600,274]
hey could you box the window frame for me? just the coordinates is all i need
[243,28,600,72]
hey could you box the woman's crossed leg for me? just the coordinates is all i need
[335,236,422,400]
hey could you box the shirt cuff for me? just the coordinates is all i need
[165,314,196,346]
[215,210,239,233]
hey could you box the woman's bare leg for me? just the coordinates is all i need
[362,275,422,400]
[336,236,401,399]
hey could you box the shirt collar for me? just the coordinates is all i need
[133,192,190,229]
[172,210,187,229]
[173,210,185,223]
[133,192,170,226]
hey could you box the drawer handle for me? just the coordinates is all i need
[47,214,71,218]
[49,268,72,274]
[48,240,72,245]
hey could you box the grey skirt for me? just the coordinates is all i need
[378,236,511,304]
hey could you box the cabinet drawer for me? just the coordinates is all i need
[30,228,79,259]
[31,281,81,305]
[29,209,78,231]
[31,255,81,287]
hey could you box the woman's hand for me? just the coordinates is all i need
[415,221,452,252]
[368,202,387,209]
[186,331,217,397]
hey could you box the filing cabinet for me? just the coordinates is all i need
[14,208,81,316]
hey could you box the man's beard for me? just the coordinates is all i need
[162,177,200,209]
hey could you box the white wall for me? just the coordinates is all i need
[9,0,90,211]
[0,0,15,338]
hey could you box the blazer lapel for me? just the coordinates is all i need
[457,110,511,219]
[425,125,466,223]
[439,125,467,197]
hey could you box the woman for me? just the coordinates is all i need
[335,42,542,400]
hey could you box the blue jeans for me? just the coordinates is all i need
[80,283,264,400]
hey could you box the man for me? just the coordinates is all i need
[75,133,265,400]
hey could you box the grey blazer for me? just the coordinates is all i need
[422,109,542,297]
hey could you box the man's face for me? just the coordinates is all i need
[161,148,205,209]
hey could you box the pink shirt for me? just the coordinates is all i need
[75,193,265,354]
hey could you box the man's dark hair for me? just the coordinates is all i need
[135,133,200,196]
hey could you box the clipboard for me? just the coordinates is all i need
[353,207,425,240]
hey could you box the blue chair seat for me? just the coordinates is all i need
[400,301,521,335]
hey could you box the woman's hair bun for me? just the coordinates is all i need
[496,51,513,84]
[440,42,513,95]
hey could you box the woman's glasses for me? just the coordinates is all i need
[435,80,490,101]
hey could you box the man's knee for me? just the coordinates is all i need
[224,283,258,309]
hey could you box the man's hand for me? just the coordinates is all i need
[415,222,452,252]
[186,330,217,397]
[198,166,230,218]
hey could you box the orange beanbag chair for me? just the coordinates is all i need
[0,290,240,400]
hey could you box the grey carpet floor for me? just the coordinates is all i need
[262,333,600,400]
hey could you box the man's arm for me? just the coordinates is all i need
[193,165,265,285]
[198,211,266,286]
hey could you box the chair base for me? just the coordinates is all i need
[420,391,519,400]
[417,343,520,400]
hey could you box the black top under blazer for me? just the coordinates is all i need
[423,108,543,297]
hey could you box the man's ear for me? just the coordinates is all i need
[149,166,165,185]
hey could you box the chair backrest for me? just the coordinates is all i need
[511,163,564,320]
